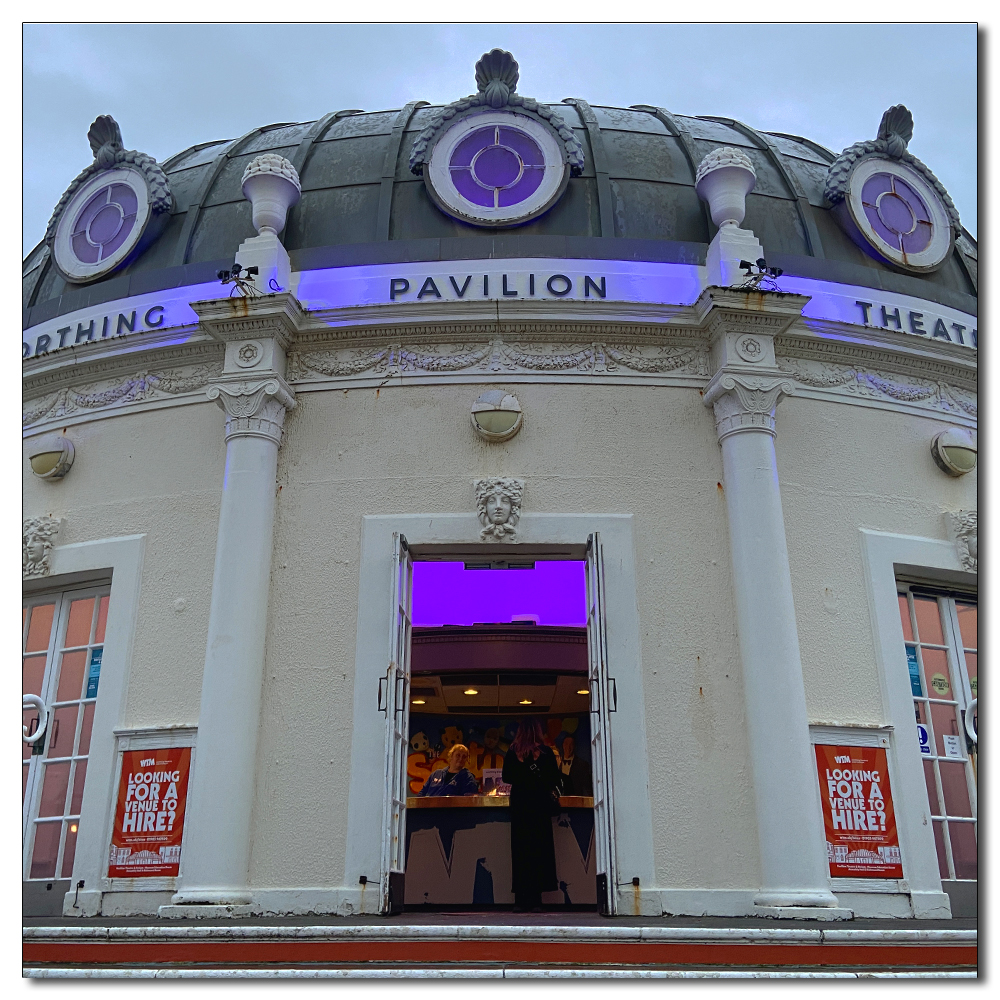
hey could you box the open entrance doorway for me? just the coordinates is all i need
[379,539,617,915]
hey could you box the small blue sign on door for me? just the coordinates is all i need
[86,647,102,699]
[906,645,922,696]
[916,723,931,755]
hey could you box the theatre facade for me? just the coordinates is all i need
[22,51,977,921]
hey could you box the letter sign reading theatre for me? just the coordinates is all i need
[108,747,191,878]
[815,744,903,879]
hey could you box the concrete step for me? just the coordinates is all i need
[24,923,977,976]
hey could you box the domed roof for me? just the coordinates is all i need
[23,56,977,326]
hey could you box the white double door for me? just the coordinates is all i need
[378,533,618,914]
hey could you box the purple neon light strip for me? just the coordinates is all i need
[412,561,586,626]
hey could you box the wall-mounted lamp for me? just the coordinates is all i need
[27,435,75,480]
[471,390,523,442]
[931,427,977,477]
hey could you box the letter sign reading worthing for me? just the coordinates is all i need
[108,747,191,878]
[814,744,903,879]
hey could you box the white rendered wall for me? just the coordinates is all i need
[251,380,757,907]
[22,403,225,915]
[23,376,976,916]
[776,397,977,725]
[22,403,224,729]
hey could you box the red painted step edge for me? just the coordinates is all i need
[23,940,977,969]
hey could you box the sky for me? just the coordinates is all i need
[21,22,978,257]
[412,562,586,626]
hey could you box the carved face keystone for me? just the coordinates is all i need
[486,494,512,524]
[26,538,47,563]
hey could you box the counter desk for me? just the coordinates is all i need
[403,795,596,908]
[406,795,594,809]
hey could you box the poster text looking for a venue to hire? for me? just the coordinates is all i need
[108,747,191,878]
[815,744,903,878]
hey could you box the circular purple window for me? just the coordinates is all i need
[860,173,933,255]
[70,182,140,264]
[449,125,546,209]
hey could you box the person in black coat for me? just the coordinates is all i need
[502,717,560,912]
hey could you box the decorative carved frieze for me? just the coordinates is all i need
[703,373,795,441]
[777,330,977,393]
[23,516,62,579]
[23,363,224,428]
[475,477,524,541]
[945,510,977,573]
[206,377,296,446]
[776,358,977,418]
[287,339,709,382]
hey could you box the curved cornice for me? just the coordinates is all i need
[22,287,976,439]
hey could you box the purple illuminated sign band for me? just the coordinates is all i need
[450,125,545,209]
[70,183,140,265]
[861,173,933,255]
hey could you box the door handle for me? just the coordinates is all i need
[608,678,617,712]
[377,675,388,714]
[966,698,977,743]
[23,694,47,744]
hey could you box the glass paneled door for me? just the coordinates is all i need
[380,533,412,915]
[897,588,977,886]
[23,587,109,883]
[586,533,618,916]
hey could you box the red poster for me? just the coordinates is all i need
[108,747,191,878]
[815,745,902,878]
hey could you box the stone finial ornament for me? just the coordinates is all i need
[409,51,584,177]
[824,105,960,230]
[88,115,125,168]
[23,515,62,579]
[476,49,520,108]
[475,477,524,541]
[876,105,914,159]
[241,154,302,236]
[44,115,173,247]
[695,147,757,228]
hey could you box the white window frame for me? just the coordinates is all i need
[23,584,110,882]
[22,533,146,916]
[896,586,977,884]
[858,527,975,918]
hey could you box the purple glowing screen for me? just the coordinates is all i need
[71,182,139,263]
[861,173,932,254]
[450,125,545,209]
[412,561,586,626]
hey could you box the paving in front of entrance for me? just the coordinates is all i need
[24,913,977,978]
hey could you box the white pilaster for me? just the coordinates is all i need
[164,296,300,915]
[699,288,847,915]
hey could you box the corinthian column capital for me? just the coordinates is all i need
[206,377,296,445]
[703,372,795,441]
